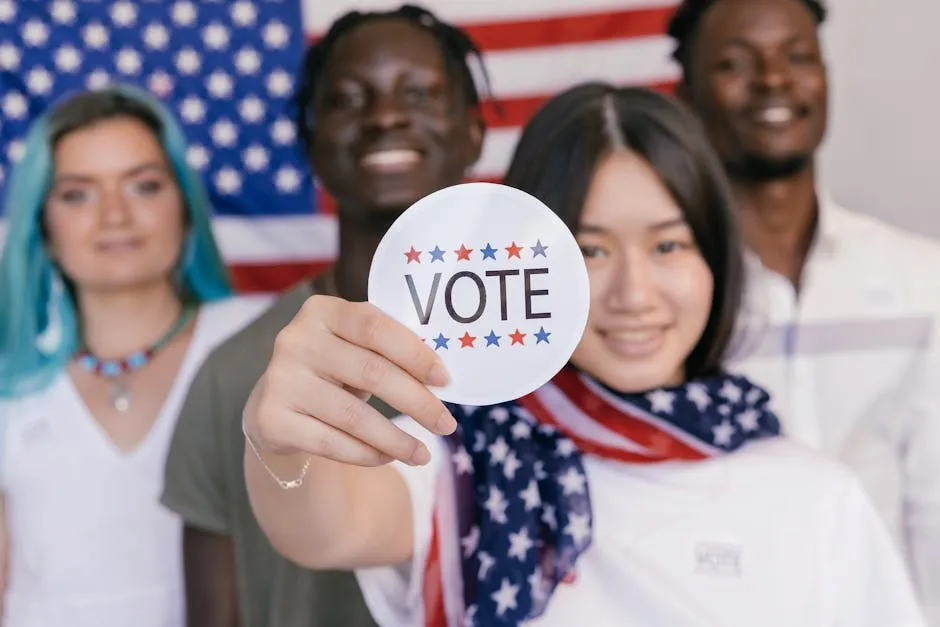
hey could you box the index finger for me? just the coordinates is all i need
[323,299,450,389]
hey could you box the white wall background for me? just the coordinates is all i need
[819,0,940,240]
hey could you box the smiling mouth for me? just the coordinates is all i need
[360,149,422,173]
[601,328,667,358]
[748,105,808,128]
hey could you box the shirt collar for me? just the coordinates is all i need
[742,187,844,271]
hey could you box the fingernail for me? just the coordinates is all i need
[428,362,449,387]
[435,408,458,435]
[410,443,431,466]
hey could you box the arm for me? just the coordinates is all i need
[182,527,240,627]
[242,296,456,570]
[161,360,240,626]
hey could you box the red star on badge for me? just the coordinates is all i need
[454,244,472,261]
[505,241,523,259]
[459,331,476,347]
[509,328,526,345]
[404,246,422,263]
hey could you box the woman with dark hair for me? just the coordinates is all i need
[239,84,924,625]
[0,84,271,626]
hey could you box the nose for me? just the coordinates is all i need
[363,92,409,132]
[606,247,657,313]
[754,54,792,92]
[98,186,132,226]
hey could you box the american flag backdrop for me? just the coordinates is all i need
[0,0,680,293]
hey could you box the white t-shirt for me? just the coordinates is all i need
[0,295,272,627]
[355,416,927,627]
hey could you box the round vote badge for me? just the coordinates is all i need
[368,182,590,406]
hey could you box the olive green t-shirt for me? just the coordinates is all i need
[162,280,392,627]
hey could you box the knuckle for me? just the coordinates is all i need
[307,430,336,460]
[253,405,284,448]
[272,325,300,359]
[357,355,387,390]
[334,396,365,434]
[355,305,387,346]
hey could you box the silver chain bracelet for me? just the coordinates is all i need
[242,419,312,490]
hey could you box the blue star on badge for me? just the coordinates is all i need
[429,245,446,262]
[531,239,549,258]
[534,326,551,344]
[484,330,501,346]
[433,333,450,350]
[480,242,498,260]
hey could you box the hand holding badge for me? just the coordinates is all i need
[368,182,590,406]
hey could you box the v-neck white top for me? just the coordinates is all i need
[0,295,271,627]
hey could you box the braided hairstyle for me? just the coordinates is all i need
[293,4,493,157]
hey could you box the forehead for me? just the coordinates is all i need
[698,0,819,49]
[54,117,165,174]
[324,19,448,79]
[580,152,684,230]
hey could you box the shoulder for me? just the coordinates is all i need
[829,202,940,268]
[720,436,863,502]
[198,294,275,343]
[0,377,64,422]
[190,284,316,410]
[201,283,314,368]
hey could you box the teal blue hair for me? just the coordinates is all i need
[0,83,233,399]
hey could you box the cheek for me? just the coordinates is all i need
[704,76,745,114]
[44,207,94,260]
[162,199,187,243]
[663,258,714,332]
[584,260,614,311]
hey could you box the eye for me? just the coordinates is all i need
[654,239,693,255]
[57,188,92,205]
[129,179,165,196]
[715,55,751,73]
[788,50,818,65]
[403,85,432,106]
[579,244,608,259]
[325,89,366,111]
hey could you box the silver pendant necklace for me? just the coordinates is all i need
[75,305,197,413]
[108,376,132,413]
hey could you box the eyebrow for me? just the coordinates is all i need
[721,34,808,50]
[53,162,169,185]
[578,216,688,234]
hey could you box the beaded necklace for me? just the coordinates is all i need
[75,304,197,412]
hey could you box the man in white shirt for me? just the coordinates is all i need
[668,0,940,623]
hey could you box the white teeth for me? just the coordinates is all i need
[361,149,420,167]
[609,330,659,343]
[757,107,794,124]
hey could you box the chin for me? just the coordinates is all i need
[593,368,681,395]
[571,353,684,396]
[729,152,811,182]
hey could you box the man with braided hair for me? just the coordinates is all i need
[161,6,488,626]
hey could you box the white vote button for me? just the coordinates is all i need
[368,182,590,406]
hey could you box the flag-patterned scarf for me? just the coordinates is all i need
[421,366,782,626]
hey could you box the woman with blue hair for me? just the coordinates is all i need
[0,84,271,626]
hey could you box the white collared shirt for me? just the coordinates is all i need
[728,197,940,625]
